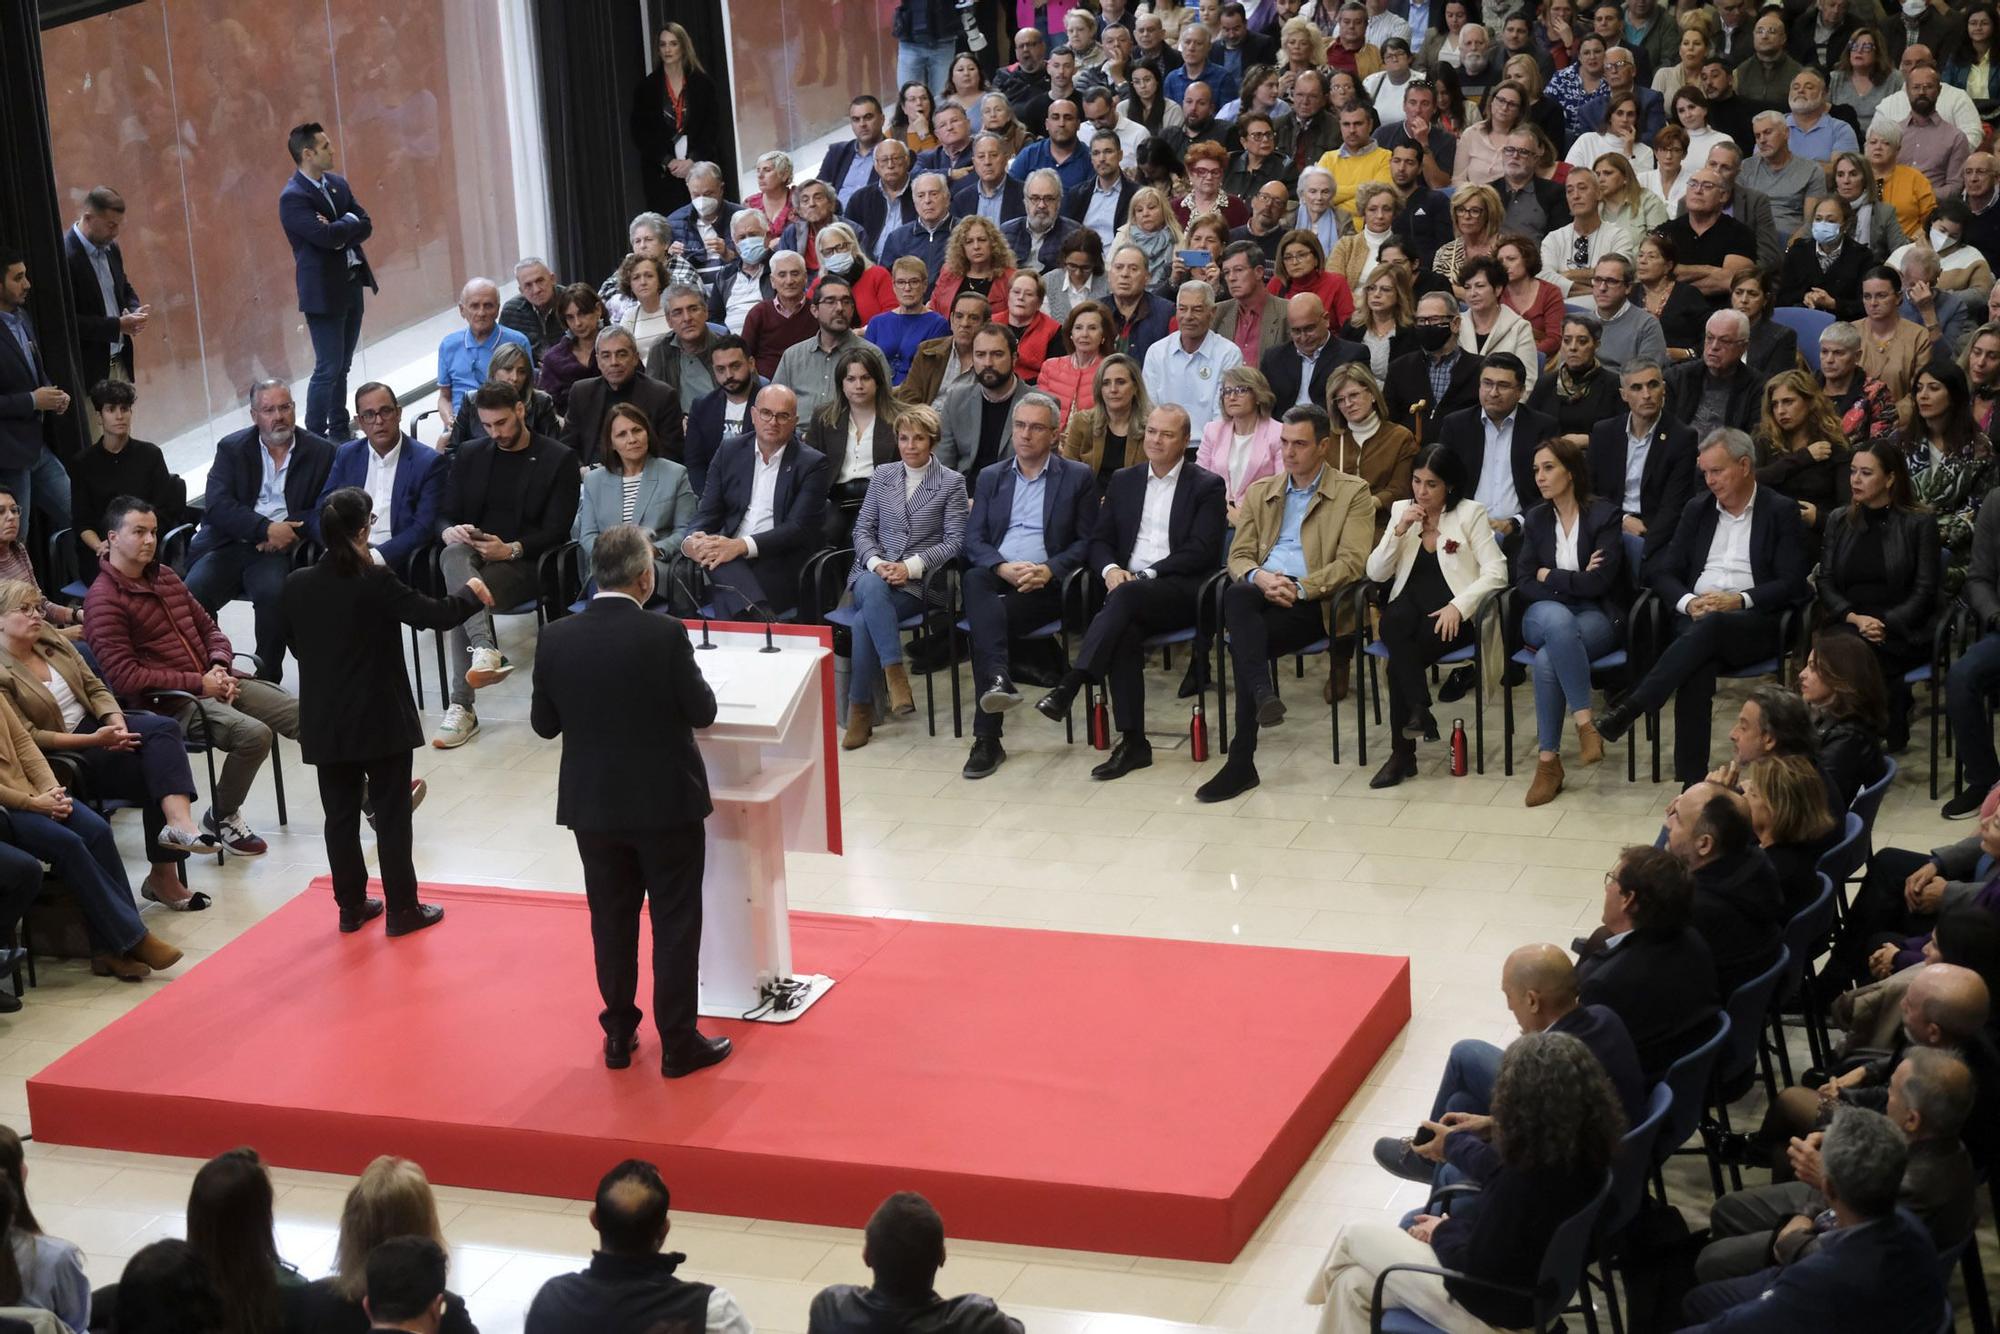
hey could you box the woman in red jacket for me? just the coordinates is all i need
[927,216,1017,317]
[1267,229,1355,328]
[1001,272,1065,383]
[1038,300,1112,426]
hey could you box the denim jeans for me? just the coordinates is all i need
[0,448,74,544]
[9,804,144,955]
[848,571,921,705]
[897,38,960,94]
[1429,1038,1504,1121]
[1948,630,2000,793]
[1522,600,1617,753]
[304,290,365,438]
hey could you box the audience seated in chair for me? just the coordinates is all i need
[1573,844,1722,1080]
[0,490,75,640]
[576,405,697,595]
[1305,1031,1625,1334]
[284,1156,477,1334]
[1739,753,1840,915]
[806,1191,1023,1334]
[1664,780,1786,995]
[183,378,335,683]
[442,343,560,451]
[109,1239,224,1334]
[1798,631,1890,810]
[680,384,830,622]
[0,1127,87,1331]
[803,348,902,549]
[71,378,179,582]
[1198,406,1376,803]
[347,1235,451,1334]
[684,336,768,497]
[0,839,36,1014]
[434,278,532,439]
[1705,684,1845,827]
[525,1158,751,1334]
[1946,492,2000,819]
[1833,800,2000,996]
[1678,1106,1945,1333]
[1584,358,1698,569]
[430,383,579,751]
[307,382,445,577]
[1594,427,1813,785]
[560,328,681,470]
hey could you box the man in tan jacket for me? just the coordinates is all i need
[1198,404,1375,802]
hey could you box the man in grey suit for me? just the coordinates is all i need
[935,325,1028,483]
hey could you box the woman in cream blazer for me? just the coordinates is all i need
[1363,443,1508,789]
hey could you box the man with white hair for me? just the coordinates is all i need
[1141,282,1243,439]
[664,162,741,283]
[1785,68,1858,163]
[877,173,955,296]
[1002,170,1069,274]
[950,133,1025,224]
[846,139,919,254]
[499,257,561,364]
[1740,111,1823,245]
[434,277,531,433]
[1665,308,1762,436]
[1454,23,1496,99]
[1165,22,1240,108]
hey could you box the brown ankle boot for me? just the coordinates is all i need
[91,953,150,982]
[1525,756,1564,807]
[127,933,183,972]
[841,709,873,751]
[884,664,916,716]
[1576,721,1605,766]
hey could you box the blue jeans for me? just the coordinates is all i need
[186,543,293,679]
[1948,630,2000,793]
[8,804,144,955]
[848,571,921,705]
[304,289,365,438]
[0,448,74,545]
[897,38,960,94]
[1522,600,1617,753]
[1429,1038,1504,1121]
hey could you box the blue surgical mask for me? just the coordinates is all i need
[736,235,767,265]
[1811,220,1841,244]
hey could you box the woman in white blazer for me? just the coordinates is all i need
[1363,443,1509,789]
[1455,256,1540,393]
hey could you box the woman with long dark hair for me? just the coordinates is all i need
[804,348,901,547]
[184,1148,303,1334]
[1902,361,1997,579]
[1798,630,1890,808]
[0,1146,87,1332]
[1755,369,1851,538]
[628,21,724,217]
[281,488,491,936]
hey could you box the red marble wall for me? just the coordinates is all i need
[726,0,899,177]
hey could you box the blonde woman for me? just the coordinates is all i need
[286,1156,477,1330]
[1196,366,1284,523]
[1431,183,1503,297]
[1330,182,1401,288]
[1327,363,1418,538]
[1278,16,1330,85]
[928,215,1018,316]
[1063,353,1151,491]
[1338,261,1417,380]
[1650,11,1715,97]
[1593,151,1669,235]
[1756,369,1852,533]
[1111,185,1185,287]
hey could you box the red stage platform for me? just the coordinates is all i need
[28,882,1408,1260]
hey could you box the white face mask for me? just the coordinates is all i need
[694,195,720,218]
[1931,226,1956,250]
[1903,0,1926,17]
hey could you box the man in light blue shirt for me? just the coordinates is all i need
[436,277,530,432]
[1140,282,1244,440]
[1007,101,1092,193]
[1079,137,1129,249]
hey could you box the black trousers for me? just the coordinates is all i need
[1625,608,1786,784]
[1220,581,1326,761]
[1378,591,1475,749]
[575,823,706,1049]
[962,564,1064,739]
[318,751,417,915]
[1826,846,1932,994]
[1074,574,1203,734]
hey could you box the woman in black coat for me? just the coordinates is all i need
[280,488,491,936]
[1776,197,1875,321]
[1817,441,1942,751]
[1799,629,1892,807]
[628,22,726,218]
[1526,313,1625,448]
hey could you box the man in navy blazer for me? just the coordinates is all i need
[1586,360,1699,570]
[306,382,444,576]
[186,379,336,680]
[1574,845,1722,1080]
[1033,405,1227,779]
[949,138,1027,224]
[1435,353,1553,544]
[680,384,828,618]
[684,342,765,495]
[959,391,1097,780]
[816,96,887,208]
[1595,427,1811,784]
[0,248,73,540]
[63,188,147,401]
[280,122,377,440]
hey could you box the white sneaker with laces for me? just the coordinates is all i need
[466,648,515,689]
[432,705,479,749]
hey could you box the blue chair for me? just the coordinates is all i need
[1771,307,1835,373]
[1356,583,1498,772]
[1704,947,1793,1195]
[947,567,1089,742]
[1369,1172,1616,1333]
[1775,873,1840,1079]
[1651,1011,1730,1204]
[1815,810,1866,911]
[1582,1082,1675,1332]
[1846,756,1896,888]
[1212,575,1360,764]
[811,549,956,738]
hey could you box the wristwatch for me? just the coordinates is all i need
[509,541,524,561]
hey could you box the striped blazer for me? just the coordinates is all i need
[847,460,970,596]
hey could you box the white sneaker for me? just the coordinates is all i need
[466,648,515,689]
[432,705,479,749]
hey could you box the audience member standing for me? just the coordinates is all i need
[629,22,724,219]
[280,122,377,441]
[0,247,73,542]
[62,187,147,439]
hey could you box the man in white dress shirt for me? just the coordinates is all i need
[1142,282,1243,440]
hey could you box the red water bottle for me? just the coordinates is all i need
[1089,694,1111,750]
[1450,719,1469,776]
[1190,699,1209,762]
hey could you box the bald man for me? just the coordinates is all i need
[1665,781,1786,994]
[436,277,532,431]
[1373,942,1647,1182]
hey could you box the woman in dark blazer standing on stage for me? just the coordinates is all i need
[629,22,725,218]
[281,488,492,937]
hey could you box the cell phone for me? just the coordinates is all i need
[1177,249,1214,270]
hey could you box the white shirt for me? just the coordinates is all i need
[1539,218,1638,291]
[1141,330,1243,440]
[45,666,85,732]
[255,443,292,523]
[720,393,753,436]
[1079,115,1150,171]
[364,438,403,548]
[1683,487,1758,611]
[1554,509,1582,572]
[1474,409,1521,523]
[840,412,877,484]
[1623,415,1654,514]
[1566,131,1654,173]
[624,303,672,362]
[1116,461,1183,577]
[1366,11,1414,48]
[723,267,765,334]
[734,445,787,555]
[1227,429,1256,496]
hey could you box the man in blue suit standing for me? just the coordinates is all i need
[280,122,377,441]
[959,391,1096,780]
[187,379,336,680]
[0,248,73,541]
[307,382,444,577]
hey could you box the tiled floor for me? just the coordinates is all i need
[3,606,1987,1333]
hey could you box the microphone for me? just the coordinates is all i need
[754,601,780,654]
[670,568,715,648]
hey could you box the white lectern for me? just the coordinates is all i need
[689,622,841,1023]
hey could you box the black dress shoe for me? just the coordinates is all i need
[1438,665,1477,703]
[1369,750,1420,789]
[384,903,444,937]
[1091,736,1153,781]
[979,676,1023,714]
[1595,700,1638,745]
[663,1033,733,1078]
[338,898,386,933]
[1399,708,1439,742]
[604,1031,636,1069]
[0,989,19,1014]
[1177,656,1211,699]
[1196,759,1260,802]
[1037,671,1085,722]
[1255,692,1286,727]
[963,737,1006,779]
[1942,786,1986,819]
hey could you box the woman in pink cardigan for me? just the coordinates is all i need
[1194,365,1284,527]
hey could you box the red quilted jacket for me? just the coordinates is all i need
[81,561,234,702]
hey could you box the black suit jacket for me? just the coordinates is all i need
[1650,481,1812,615]
[1575,925,1722,1079]
[438,433,582,561]
[1690,846,1787,995]
[1587,412,1699,567]
[1088,462,1227,578]
[1664,360,1761,435]
[691,435,830,611]
[63,227,139,388]
[1384,350,1483,443]
[281,561,481,764]
[816,139,877,198]
[951,175,1027,223]
[531,597,716,830]
[0,309,52,471]
[1259,340,1365,416]
[684,377,767,494]
[1436,405,1554,526]
[561,374,684,468]
[1395,187,1455,265]
[844,182,918,254]
[189,426,337,561]
[1513,497,1629,625]
[1061,176,1139,232]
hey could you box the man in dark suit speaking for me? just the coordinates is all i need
[530,523,731,1079]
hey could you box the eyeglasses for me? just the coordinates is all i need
[1221,384,1253,395]
[1500,147,1532,157]
[1591,275,1628,285]
[356,406,397,421]
[754,407,797,421]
